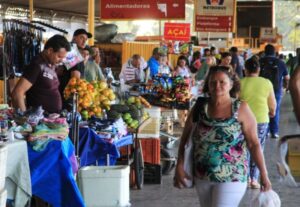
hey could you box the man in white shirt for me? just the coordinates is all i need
[119,54,148,84]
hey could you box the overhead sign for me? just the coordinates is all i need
[164,23,191,42]
[195,0,235,32]
[260,27,277,43]
[100,0,185,20]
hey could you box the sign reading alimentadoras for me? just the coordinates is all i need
[100,0,185,20]
[195,0,236,32]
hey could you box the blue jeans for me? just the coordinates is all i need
[248,123,269,181]
[269,93,282,135]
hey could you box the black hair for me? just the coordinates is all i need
[192,51,201,61]
[177,55,189,66]
[264,44,275,56]
[152,47,159,55]
[245,55,260,74]
[44,34,71,52]
[221,52,231,59]
[230,47,238,53]
[202,65,240,98]
[210,46,216,51]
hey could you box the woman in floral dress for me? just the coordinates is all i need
[174,66,271,207]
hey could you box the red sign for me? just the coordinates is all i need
[195,0,235,32]
[100,0,185,20]
[195,16,233,32]
[164,23,190,42]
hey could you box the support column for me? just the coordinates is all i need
[29,0,34,21]
[88,0,95,46]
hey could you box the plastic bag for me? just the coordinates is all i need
[252,190,281,207]
[277,141,298,187]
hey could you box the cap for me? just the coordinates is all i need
[73,29,92,38]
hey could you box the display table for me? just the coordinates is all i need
[4,140,32,207]
[28,137,85,207]
[78,127,133,167]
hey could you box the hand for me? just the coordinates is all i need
[260,175,272,192]
[173,162,192,189]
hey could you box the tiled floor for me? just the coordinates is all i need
[130,93,300,207]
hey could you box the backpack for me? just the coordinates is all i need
[259,58,280,91]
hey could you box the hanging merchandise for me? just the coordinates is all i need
[2,19,45,77]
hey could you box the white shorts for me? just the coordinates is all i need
[195,179,247,207]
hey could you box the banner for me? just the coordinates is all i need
[164,23,191,42]
[100,0,185,20]
[195,0,235,32]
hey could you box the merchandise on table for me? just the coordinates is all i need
[64,77,116,120]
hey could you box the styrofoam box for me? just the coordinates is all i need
[0,145,8,190]
[0,189,7,207]
[77,165,130,207]
[137,107,161,138]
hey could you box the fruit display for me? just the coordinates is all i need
[64,77,116,120]
[145,75,192,107]
[107,96,150,130]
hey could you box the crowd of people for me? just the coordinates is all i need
[7,28,300,207]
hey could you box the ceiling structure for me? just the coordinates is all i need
[0,0,296,20]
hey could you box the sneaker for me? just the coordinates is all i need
[271,133,279,139]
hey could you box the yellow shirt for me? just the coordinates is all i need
[240,77,273,123]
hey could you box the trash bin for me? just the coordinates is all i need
[77,165,130,207]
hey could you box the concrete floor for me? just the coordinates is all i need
[130,93,300,207]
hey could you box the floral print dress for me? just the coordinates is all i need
[193,98,248,183]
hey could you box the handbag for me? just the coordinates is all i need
[183,123,197,188]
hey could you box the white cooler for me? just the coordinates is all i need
[77,165,130,207]
[0,145,8,191]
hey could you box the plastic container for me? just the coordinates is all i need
[77,165,130,207]
[137,107,161,138]
[0,189,7,207]
[0,145,8,190]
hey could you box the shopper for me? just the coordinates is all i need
[12,34,71,113]
[230,46,244,78]
[174,66,271,207]
[119,54,148,84]
[219,52,233,73]
[289,55,300,125]
[240,56,276,189]
[148,47,160,78]
[173,55,190,78]
[57,28,93,98]
[84,46,105,82]
[259,44,290,139]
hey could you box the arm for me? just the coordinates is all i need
[174,107,195,188]
[238,101,272,191]
[283,75,290,89]
[267,89,276,117]
[289,67,300,125]
[11,78,33,112]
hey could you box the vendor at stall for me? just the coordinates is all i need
[119,54,148,84]
[11,34,71,113]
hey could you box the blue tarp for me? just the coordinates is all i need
[78,127,133,167]
[28,138,85,207]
